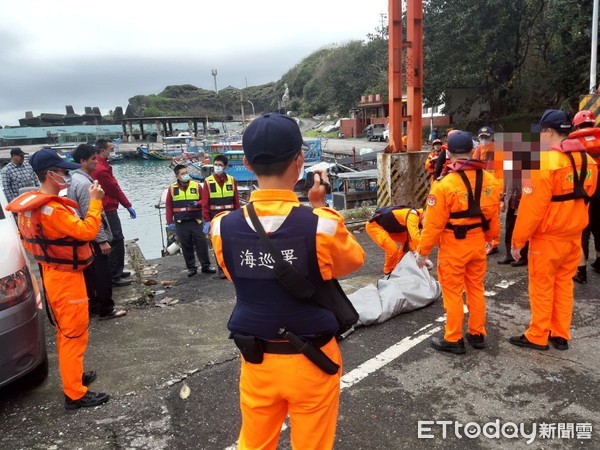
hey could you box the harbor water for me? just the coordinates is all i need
[110,159,177,259]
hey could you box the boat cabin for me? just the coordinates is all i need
[330,169,378,210]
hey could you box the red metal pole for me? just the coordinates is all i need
[406,0,423,152]
[388,0,403,153]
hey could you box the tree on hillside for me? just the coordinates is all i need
[423,0,595,123]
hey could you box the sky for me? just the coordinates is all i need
[0,0,390,127]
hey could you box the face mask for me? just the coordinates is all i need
[179,174,191,183]
[51,171,72,188]
[479,138,488,145]
[214,166,224,175]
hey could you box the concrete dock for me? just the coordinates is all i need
[1,227,598,449]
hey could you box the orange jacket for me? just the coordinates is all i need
[512,147,598,248]
[211,189,365,281]
[417,165,501,256]
[7,191,101,272]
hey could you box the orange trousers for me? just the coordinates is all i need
[365,221,406,274]
[524,238,580,345]
[437,231,487,342]
[43,266,89,400]
[237,339,342,450]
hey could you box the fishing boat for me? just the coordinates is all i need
[108,152,125,163]
[137,135,204,161]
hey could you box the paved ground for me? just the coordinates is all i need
[1,227,599,449]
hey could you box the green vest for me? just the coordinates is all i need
[171,180,202,221]
[206,174,236,219]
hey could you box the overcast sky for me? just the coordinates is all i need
[0,0,390,127]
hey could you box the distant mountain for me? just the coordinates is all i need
[125,36,389,120]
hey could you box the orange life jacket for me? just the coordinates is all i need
[6,191,93,271]
[549,139,592,204]
[569,127,600,163]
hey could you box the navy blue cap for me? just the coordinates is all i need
[539,109,571,131]
[477,126,493,136]
[447,131,474,154]
[242,113,304,164]
[30,148,81,172]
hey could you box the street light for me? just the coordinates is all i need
[246,100,255,118]
[211,68,218,93]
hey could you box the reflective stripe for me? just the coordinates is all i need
[317,217,338,236]
[244,215,286,233]
[212,218,222,236]
[172,207,201,212]
[68,299,90,304]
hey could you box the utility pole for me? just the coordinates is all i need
[240,91,245,130]
[380,12,387,39]
[591,0,599,92]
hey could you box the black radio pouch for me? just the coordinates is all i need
[232,334,264,364]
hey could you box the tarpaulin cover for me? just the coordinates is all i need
[348,252,441,327]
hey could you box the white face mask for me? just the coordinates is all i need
[179,174,191,183]
[214,166,224,175]
[479,138,488,144]
[51,171,72,188]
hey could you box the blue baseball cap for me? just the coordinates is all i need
[477,126,493,136]
[447,131,474,154]
[242,113,305,164]
[539,109,571,131]
[30,148,81,172]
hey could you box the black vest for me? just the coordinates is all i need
[221,206,338,340]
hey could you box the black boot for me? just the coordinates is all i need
[497,255,515,265]
[573,266,587,284]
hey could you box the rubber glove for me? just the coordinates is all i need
[203,222,211,234]
[415,252,428,269]
[168,223,176,233]
[127,206,137,219]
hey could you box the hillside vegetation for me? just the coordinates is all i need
[126,0,596,130]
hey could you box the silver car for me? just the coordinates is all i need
[0,186,47,389]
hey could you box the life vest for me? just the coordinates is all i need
[205,174,236,219]
[170,180,202,221]
[569,127,600,163]
[443,160,490,239]
[369,206,420,251]
[549,139,592,204]
[6,191,93,271]
[425,151,440,175]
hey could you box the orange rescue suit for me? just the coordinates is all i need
[512,144,598,346]
[211,189,365,449]
[7,191,102,400]
[365,207,423,274]
[417,161,501,343]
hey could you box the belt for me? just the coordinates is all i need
[263,335,333,354]
[444,223,482,231]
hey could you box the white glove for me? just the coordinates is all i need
[511,247,522,261]
[415,252,428,269]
